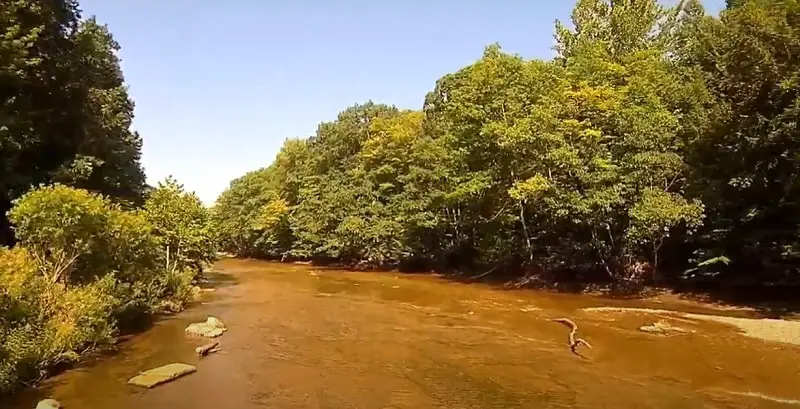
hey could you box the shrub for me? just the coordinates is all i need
[1,183,214,393]
[7,185,111,285]
[0,248,117,393]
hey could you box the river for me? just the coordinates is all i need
[4,259,799,409]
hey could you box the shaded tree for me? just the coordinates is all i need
[682,0,800,279]
[1,2,145,244]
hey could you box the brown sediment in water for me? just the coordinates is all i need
[3,259,799,409]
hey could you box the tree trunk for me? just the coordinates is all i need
[519,202,533,262]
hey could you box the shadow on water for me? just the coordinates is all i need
[671,282,800,318]
[297,258,800,321]
[117,310,157,336]
[201,270,239,289]
[422,263,800,318]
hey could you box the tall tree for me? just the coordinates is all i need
[289,102,400,261]
[683,0,800,278]
[1,3,146,244]
[53,18,146,205]
[1,0,83,243]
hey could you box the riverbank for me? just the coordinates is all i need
[581,306,800,346]
[0,277,207,397]
[280,257,800,323]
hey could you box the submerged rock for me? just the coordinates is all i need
[639,320,694,335]
[127,363,197,388]
[185,316,227,338]
[190,286,203,301]
[36,399,61,409]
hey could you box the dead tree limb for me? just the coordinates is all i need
[469,266,499,281]
[195,341,220,356]
[551,318,593,354]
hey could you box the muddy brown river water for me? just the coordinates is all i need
[4,259,800,408]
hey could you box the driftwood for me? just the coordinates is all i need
[469,266,499,281]
[551,318,593,355]
[195,341,220,356]
[468,256,515,282]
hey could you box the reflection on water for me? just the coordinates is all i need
[4,259,800,409]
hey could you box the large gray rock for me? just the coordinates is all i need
[35,399,61,409]
[185,316,227,338]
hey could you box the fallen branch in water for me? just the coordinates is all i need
[469,266,499,281]
[551,318,593,355]
[195,341,220,356]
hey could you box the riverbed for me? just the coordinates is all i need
[4,259,800,408]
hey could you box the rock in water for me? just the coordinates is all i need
[185,316,227,338]
[36,399,61,409]
[639,320,694,335]
[190,286,203,301]
[127,363,197,388]
[205,316,224,329]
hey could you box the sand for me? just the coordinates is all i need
[582,307,800,346]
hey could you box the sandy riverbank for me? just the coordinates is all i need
[582,306,800,346]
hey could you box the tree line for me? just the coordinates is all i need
[213,0,800,285]
[1,1,216,393]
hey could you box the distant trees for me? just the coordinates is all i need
[213,0,800,284]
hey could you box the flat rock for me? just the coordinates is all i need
[185,316,227,338]
[127,363,197,388]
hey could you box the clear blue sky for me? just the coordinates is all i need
[79,0,725,205]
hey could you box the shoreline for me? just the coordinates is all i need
[581,306,800,346]
[0,280,216,399]
[271,257,800,320]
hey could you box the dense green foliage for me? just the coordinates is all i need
[144,177,217,274]
[681,0,800,280]
[0,0,217,393]
[214,0,800,284]
[1,0,796,396]
[1,1,146,244]
[0,183,215,393]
